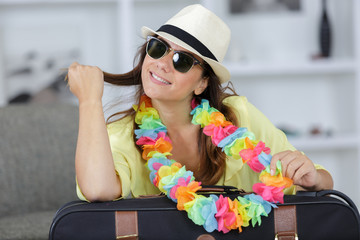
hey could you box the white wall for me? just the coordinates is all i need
[0,2,118,102]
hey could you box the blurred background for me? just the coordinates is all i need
[0,0,359,207]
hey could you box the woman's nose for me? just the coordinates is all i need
[156,50,173,73]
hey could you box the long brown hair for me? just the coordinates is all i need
[104,40,239,185]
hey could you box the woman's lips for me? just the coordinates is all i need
[150,72,171,85]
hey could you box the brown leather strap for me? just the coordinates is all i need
[274,205,298,240]
[115,211,138,240]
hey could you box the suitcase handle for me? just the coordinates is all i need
[316,189,359,213]
[297,189,359,214]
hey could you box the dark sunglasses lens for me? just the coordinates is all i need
[147,39,167,59]
[173,52,194,73]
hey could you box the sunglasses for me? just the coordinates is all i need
[146,36,205,73]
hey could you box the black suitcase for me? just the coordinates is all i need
[49,189,360,240]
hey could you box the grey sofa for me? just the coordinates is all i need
[0,103,79,240]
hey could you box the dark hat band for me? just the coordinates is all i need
[156,24,218,62]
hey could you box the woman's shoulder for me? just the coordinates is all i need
[222,95,248,108]
[222,95,251,123]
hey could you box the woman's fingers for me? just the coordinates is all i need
[270,150,290,175]
[69,61,79,68]
[284,156,304,180]
[279,151,302,177]
[292,160,318,188]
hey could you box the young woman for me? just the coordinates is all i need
[67,4,333,204]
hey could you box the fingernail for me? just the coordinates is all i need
[270,169,275,176]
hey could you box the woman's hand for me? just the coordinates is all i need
[270,150,333,191]
[67,62,104,104]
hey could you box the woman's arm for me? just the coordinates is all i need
[68,62,121,202]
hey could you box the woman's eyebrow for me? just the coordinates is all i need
[157,36,171,48]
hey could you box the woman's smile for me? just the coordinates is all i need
[150,71,172,85]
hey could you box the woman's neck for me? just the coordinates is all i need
[151,98,193,133]
[150,97,202,173]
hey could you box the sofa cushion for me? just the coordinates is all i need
[0,103,78,216]
[0,210,55,240]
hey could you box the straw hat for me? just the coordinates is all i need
[141,4,231,83]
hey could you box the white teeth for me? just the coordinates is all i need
[152,73,171,85]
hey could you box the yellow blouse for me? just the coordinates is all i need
[77,96,325,200]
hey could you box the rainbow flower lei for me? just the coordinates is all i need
[133,95,293,233]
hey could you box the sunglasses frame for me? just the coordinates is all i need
[146,36,205,73]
